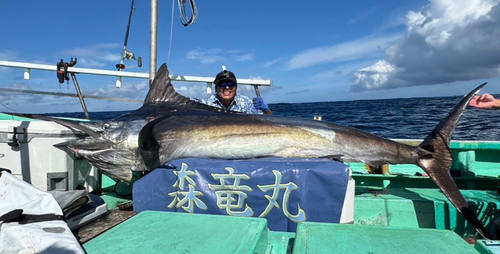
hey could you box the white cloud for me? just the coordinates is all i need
[351,60,397,90]
[0,50,19,61]
[237,54,254,62]
[99,53,121,62]
[91,81,148,100]
[351,0,500,91]
[78,58,107,68]
[0,82,47,107]
[186,49,223,64]
[175,84,207,98]
[9,82,31,90]
[309,60,378,83]
[286,34,402,70]
[262,58,281,68]
[0,51,22,74]
[62,43,121,68]
[186,48,255,64]
[348,5,382,25]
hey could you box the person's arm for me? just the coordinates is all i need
[494,99,500,109]
[469,94,500,109]
[252,97,272,115]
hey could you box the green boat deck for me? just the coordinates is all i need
[83,211,488,254]
[82,177,500,253]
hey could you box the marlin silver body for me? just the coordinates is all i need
[7,64,492,239]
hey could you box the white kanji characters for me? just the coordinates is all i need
[167,163,207,213]
[209,167,254,216]
[258,170,306,223]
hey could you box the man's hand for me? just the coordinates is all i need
[253,97,269,111]
[469,93,496,109]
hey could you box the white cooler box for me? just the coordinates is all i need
[0,119,99,192]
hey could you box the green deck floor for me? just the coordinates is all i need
[354,187,500,237]
[83,211,481,254]
[294,223,477,254]
[83,211,270,254]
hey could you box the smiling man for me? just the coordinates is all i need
[197,70,272,115]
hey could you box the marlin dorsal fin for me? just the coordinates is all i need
[143,63,194,105]
[143,63,236,113]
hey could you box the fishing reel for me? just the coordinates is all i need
[57,58,77,88]
[116,49,142,71]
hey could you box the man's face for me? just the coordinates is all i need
[216,82,237,102]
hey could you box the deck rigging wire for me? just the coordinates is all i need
[167,0,175,65]
[167,0,197,65]
[0,100,17,116]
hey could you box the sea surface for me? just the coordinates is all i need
[47,95,500,141]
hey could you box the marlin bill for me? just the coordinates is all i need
[6,64,492,239]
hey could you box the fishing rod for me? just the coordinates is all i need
[116,0,142,71]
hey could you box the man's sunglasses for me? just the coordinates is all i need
[217,82,237,88]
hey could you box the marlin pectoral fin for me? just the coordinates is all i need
[416,82,492,239]
[138,116,166,170]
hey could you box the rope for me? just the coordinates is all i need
[167,0,175,65]
[0,99,17,117]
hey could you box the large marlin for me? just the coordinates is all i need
[7,64,492,239]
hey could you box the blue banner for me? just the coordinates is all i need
[133,158,350,232]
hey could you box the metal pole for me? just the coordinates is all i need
[150,0,158,85]
[70,73,91,120]
[253,85,261,97]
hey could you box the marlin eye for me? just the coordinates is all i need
[102,123,111,129]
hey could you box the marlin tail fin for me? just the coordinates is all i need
[416,82,492,239]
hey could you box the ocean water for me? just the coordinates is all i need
[48,95,500,141]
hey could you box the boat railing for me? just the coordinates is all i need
[0,59,271,92]
[0,60,271,119]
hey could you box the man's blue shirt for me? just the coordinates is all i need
[195,94,262,114]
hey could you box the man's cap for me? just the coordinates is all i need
[214,70,237,86]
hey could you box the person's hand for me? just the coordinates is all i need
[469,93,496,109]
[252,97,269,111]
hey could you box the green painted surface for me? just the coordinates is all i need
[101,174,117,190]
[84,211,270,254]
[351,173,500,191]
[98,174,134,210]
[0,113,36,121]
[354,187,500,237]
[292,222,477,254]
[267,231,295,254]
[474,240,500,254]
[0,112,91,122]
[100,191,132,210]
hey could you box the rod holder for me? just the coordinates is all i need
[116,76,122,88]
[24,68,30,80]
[206,82,212,94]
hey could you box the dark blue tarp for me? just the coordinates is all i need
[133,158,349,232]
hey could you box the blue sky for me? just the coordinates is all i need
[1,0,500,113]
